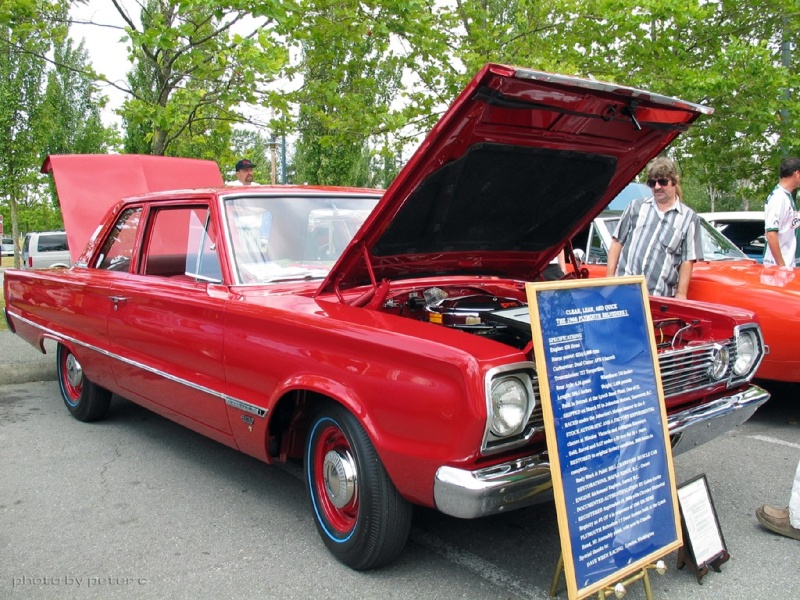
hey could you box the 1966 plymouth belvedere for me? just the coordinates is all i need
[3,64,769,569]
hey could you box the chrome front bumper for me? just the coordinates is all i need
[434,384,769,519]
[666,384,770,455]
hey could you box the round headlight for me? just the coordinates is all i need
[708,344,730,380]
[490,377,530,437]
[734,330,758,376]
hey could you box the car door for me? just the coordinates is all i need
[105,201,233,437]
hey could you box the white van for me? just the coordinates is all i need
[21,231,71,269]
[1,237,14,256]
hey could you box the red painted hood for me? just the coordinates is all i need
[42,154,223,264]
[320,63,712,294]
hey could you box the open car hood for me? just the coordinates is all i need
[42,154,223,264]
[320,64,711,295]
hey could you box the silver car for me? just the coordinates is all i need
[21,231,71,269]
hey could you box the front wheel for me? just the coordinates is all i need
[57,344,112,422]
[306,403,412,570]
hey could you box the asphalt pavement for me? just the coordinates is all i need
[0,328,57,386]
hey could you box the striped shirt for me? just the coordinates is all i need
[612,196,703,297]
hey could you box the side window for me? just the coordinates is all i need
[95,208,142,271]
[185,209,223,282]
[142,206,222,282]
[38,233,69,252]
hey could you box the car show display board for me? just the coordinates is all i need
[525,276,682,600]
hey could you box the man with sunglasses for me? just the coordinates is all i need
[605,157,703,299]
[763,157,800,268]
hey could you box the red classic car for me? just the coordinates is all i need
[3,65,769,570]
[578,184,799,382]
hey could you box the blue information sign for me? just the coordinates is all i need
[526,277,681,599]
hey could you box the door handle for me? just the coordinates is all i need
[108,296,130,310]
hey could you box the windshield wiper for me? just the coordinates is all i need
[262,270,324,283]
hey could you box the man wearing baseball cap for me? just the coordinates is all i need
[228,159,259,186]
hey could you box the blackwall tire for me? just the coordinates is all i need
[56,343,112,422]
[306,403,412,570]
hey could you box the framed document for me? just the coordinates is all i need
[677,474,728,575]
[525,276,682,600]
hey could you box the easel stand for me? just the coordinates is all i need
[550,554,667,599]
[676,546,729,584]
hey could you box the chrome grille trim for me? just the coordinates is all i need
[659,341,736,396]
[525,340,740,431]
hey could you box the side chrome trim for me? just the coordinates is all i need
[8,312,268,418]
[225,398,267,417]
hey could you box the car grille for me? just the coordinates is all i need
[525,340,736,433]
[658,341,736,396]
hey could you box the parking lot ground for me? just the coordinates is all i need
[1,380,799,599]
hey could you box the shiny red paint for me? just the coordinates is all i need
[321,64,710,294]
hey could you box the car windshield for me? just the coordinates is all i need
[602,216,750,262]
[223,194,379,284]
[698,218,750,260]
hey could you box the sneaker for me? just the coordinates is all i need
[755,505,800,541]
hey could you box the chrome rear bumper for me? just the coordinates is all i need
[434,384,769,519]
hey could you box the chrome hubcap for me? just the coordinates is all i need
[322,450,357,509]
[65,354,83,389]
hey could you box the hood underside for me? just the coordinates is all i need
[320,63,711,295]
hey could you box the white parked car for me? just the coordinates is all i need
[1,237,15,257]
[700,211,765,262]
[21,231,71,269]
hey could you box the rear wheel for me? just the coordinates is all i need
[306,403,412,570]
[57,344,112,422]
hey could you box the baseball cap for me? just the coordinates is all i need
[235,159,255,171]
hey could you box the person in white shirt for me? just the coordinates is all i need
[763,157,800,267]
[227,159,260,186]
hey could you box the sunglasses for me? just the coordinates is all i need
[646,178,672,188]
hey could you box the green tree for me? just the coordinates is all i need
[110,0,292,156]
[35,36,117,228]
[280,0,452,186]
[40,37,115,157]
[0,0,68,266]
